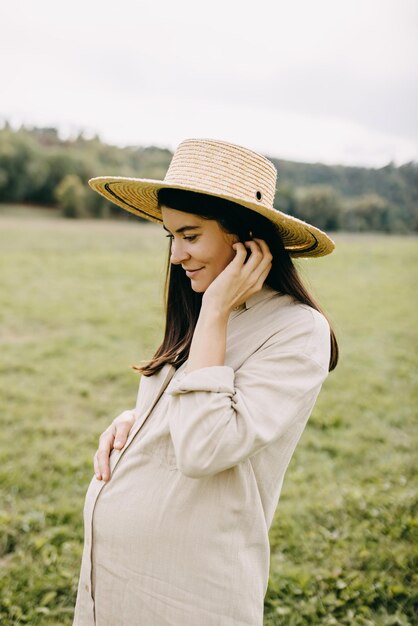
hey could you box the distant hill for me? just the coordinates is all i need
[0,124,417,231]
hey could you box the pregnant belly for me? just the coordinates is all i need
[90,451,267,625]
[91,450,259,571]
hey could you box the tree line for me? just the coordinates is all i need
[0,123,417,232]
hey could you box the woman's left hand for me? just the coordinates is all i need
[202,238,273,315]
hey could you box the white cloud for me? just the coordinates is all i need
[1,0,417,166]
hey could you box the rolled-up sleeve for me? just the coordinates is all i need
[165,325,330,478]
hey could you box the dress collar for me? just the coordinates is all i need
[245,284,278,309]
[230,284,278,318]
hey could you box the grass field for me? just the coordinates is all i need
[0,213,417,625]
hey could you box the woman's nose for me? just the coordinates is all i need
[170,240,190,265]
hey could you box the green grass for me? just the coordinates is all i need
[0,215,416,625]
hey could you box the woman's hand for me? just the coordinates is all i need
[93,410,136,481]
[185,239,272,374]
[202,238,273,315]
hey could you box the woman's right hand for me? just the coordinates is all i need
[93,410,136,481]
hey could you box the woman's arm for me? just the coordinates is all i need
[166,309,330,478]
[165,238,330,478]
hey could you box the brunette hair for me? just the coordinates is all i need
[136,188,338,375]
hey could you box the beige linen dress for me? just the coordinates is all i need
[73,285,330,626]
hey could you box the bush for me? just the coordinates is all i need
[293,186,343,231]
[54,175,88,218]
[342,194,405,233]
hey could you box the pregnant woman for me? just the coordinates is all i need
[73,138,338,626]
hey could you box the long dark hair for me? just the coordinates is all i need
[136,188,338,375]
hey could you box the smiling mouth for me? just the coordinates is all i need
[184,267,204,276]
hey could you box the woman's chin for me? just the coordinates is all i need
[190,281,207,293]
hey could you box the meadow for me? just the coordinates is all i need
[0,212,416,625]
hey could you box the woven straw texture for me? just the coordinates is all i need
[89,138,335,257]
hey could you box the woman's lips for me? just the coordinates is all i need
[185,267,203,277]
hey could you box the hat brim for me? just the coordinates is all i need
[88,176,335,258]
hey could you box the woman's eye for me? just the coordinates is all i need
[165,234,198,242]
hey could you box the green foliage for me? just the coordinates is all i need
[0,215,416,625]
[293,185,342,230]
[342,194,405,233]
[0,123,417,231]
[272,157,418,233]
[0,124,173,219]
[54,175,88,218]
[0,126,50,202]
[273,184,298,216]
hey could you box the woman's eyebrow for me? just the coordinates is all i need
[162,225,201,234]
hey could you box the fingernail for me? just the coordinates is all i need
[115,440,122,447]
[95,473,101,480]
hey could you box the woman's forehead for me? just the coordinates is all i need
[161,206,209,231]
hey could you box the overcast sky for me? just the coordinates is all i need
[1,0,417,167]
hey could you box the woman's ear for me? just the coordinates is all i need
[226,232,240,246]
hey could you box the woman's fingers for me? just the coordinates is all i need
[232,239,271,302]
[251,238,273,276]
[232,240,265,270]
[94,426,115,481]
[231,241,249,264]
[253,237,272,257]
[253,261,272,291]
[241,239,272,280]
[113,412,136,448]
[94,410,136,481]
[205,238,272,311]
[248,238,272,264]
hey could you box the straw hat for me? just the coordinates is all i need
[89,138,335,257]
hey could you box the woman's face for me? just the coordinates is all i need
[161,206,238,293]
